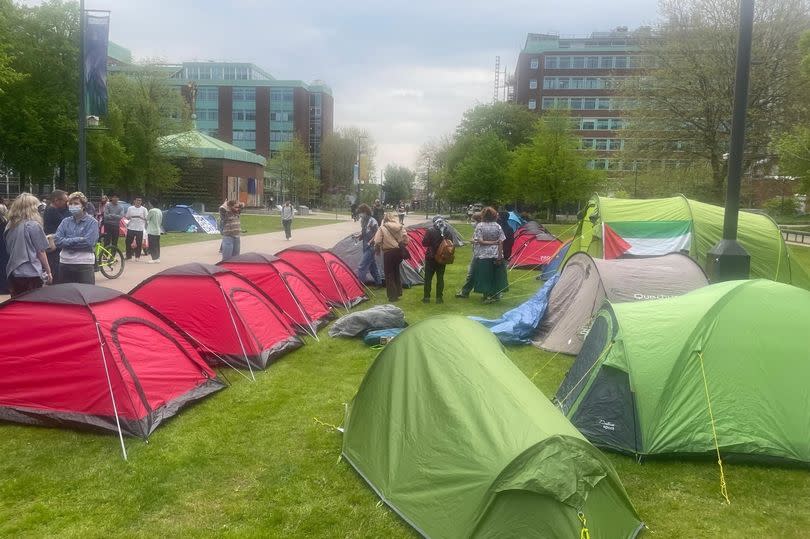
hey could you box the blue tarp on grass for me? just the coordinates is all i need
[469,273,559,345]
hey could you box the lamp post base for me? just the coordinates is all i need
[705,239,750,282]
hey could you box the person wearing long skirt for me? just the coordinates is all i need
[374,212,407,302]
[471,206,508,303]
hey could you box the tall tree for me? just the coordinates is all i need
[270,139,318,204]
[507,113,601,219]
[446,133,511,205]
[382,164,414,204]
[0,0,80,187]
[455,102,537,150]
[90,70,191,197]
[624,0,810,200]
[319,127,376,196]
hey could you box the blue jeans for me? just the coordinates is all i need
[221,235,240,261]
[357,247,382,285]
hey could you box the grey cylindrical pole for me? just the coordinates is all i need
[78,0,87,193]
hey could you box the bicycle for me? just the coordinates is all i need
[94,241,125,279]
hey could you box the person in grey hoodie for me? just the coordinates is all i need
[102,192,125,247]
[281,201,294,240]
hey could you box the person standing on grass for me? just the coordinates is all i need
[354,203,382,287]
[281,201,294,240]
[497,209,515,261]
[422,215,449,304]
[102,192,124,247]
[124,197,147,261]
[54,192,98,285]
[456,212,482,298]
[471,206,508,304]
[374,212,407,302]
[145,201,162,264]
[4,193,52,297]
[221,200,242,261]
[43,190,69,283]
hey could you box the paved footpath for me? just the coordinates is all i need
[100,218,363,293]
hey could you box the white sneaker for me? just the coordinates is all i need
[147,259,161,264]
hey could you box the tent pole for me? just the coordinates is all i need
[95,323,128,461]
[218,285,256,381]
[281,276,320,341]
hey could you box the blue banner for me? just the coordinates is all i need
[84,13,110,118]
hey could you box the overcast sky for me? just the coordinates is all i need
[33,0,660,172]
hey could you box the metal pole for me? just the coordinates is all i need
[424,157,430,219]
[633,161,638,198]
[78,0,87,193]
[723,0,754,241]
[706,0,753,281]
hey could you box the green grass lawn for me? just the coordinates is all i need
[2,224,809,537]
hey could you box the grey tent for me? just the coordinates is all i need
[407,221,465,246]
[331,235,423,288]
[534,253,708,355]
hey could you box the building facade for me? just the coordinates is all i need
[513,29,650,173]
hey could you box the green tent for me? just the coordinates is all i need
[342,315,643,538]
[557,279,810,463]
[568,195,809,288]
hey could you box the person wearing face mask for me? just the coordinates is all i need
[42,190,69,283]
[54,192,99,284]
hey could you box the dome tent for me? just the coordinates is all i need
[131,263,302,371]
[0,284,224,442]
[536,253,709,355]
[343,315,643,538]
[275,245,366,309]
[331,234,424,289]
[567,194,809,288]
[557,280,810,464]
[219,252,332,337]
[509,221,563,269]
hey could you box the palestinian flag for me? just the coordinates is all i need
[603,221,692,259]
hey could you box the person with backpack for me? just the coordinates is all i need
[422,215,453,304]
[471,206,508,304]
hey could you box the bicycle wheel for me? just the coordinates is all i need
[99,245,125,279]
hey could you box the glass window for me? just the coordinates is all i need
[530,58,539,69]
[543,78,555,89]
[596,139,608,150]
[570,98,582,110]
[197,87,218,102]
[610,118,623,130]
[528,99,537,110]
[614,56,627,69]
[581,138,595,149]
[558,56,571,69]
[586,56,599,68]
[542,97,555,109]
[558,78,569,89]
[572,56,585,69]
[581,119,596,130]
[583,98,596,110]
[529,79,538,89]
[544,56,557,69]
[571,77,584,89]
[609,139,622,151]
[586,78,598,89]
[598,98,611,110]
[600,56,613,69]
[597,118,610,130]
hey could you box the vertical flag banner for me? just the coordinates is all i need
[84,13,110,117]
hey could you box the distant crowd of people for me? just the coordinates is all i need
[351,199,408,225]
[354,199,514,304]
[0,191,163,297]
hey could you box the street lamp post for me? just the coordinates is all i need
[77,0,87,193]
[424,157,431,219]
[706,0,753,282]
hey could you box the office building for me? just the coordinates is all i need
[513,29,650,172]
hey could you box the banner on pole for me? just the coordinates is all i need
[84,12,110,118]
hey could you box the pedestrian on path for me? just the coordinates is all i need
[422,215,449,304]
[146,201,162,264]
[281,201,294,240]
[471,206,508,304]
[54,192,98,285]
[354,203,382,286]
[4,193,52,297]
[397,202,406,225]
[374,212,407,302]
[221,200,242,261]
[125,197,147,261]
[372,199,384,227]
[102,192,124,247]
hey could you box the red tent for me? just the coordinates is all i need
[509,223,563,269]
[219,253,332,337]
[0,284,224,443]
[405,228,428,270]
[130,263,302,371]
[276,245,366,309]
